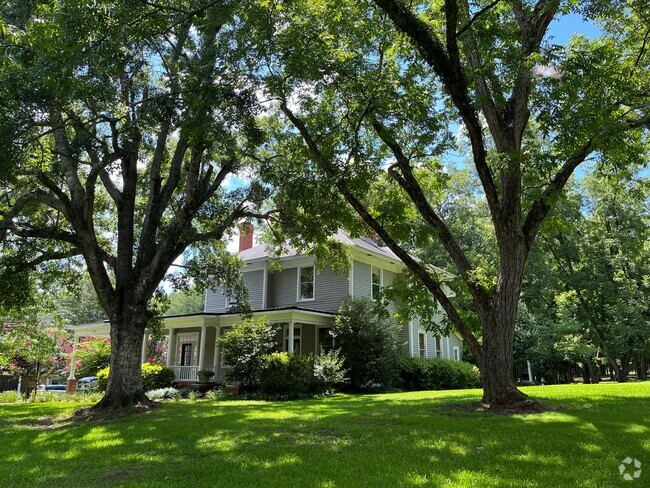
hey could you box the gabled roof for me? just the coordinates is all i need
[239,229,455,280]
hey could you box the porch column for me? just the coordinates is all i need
[288,321,295,354]
[166,329,175,367]
[66,335,80,394]
[198,324,207,370]
[141,332,149,364]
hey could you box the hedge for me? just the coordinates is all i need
[96,363,175,392]
[399,358,481,391]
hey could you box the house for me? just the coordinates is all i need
[66,225,463,385]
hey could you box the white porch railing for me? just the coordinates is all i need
[171,366,199,381]
[170,365,216,381]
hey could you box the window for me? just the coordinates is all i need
[371,267,382,300]
[180,343,193,366]
[418,332,426,358]
[436,337,442,358]
[284,325,301,353]
[317,327,334,354]
[453,346,460,361]
[298,266,315,301]
[219,327,232,366]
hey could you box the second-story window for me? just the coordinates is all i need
[298,266,315,301]
[371,267,382,300]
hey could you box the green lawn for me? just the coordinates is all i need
[0,383,648,487]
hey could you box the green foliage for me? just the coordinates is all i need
[332,299,402,391]
[399,358,482,391]
[313,348,347,389]
[165,289,205,316]
[145,387,182,401]
[0,322,70,381]
[96,366,109,392]
[218,318,279,387]
[96,363,175,392]
[141,363,176,392]
[75,339,110,378]
[0,391,22,403]
[259,352,314,395]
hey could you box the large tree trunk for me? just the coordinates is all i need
[86,306,154,416]
[478,241,528,407]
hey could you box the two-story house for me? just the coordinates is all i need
[67,225,463,384]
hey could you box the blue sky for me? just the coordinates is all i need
[548,13,602,44]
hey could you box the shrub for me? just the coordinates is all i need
[146,387,182,400]
[333,299,402,391]
[187,390,200,402]
[0,391,23,403]
[96,363,175,392]
[399,358,481,391]
[259,352,314,395]
[76,339,111,378]
[205,388,235,401]
[313,348,347,390]
[141,363,175,391]
[218,318,279,387]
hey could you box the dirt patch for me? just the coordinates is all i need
[441,399,553,415]
[71,401,161,422]
[23,416,66,430]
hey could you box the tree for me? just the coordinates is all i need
[0,320,71,394]
[251,0,650,406]
[0,1,270,415]
[332,299,402,391]
[535,173,650,382]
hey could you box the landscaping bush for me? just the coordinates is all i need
[146,387,182,401]
[259,352,314,395]
[218,318,279,387]
[0,391,23,403]
[399,358,481,391]
[96,363,175,392]
[76,339,111,378]
[313,348,347,390]
[333,299,402,391]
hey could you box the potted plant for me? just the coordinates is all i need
[197,370,215,384]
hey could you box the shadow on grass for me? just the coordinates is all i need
[0,383,648,487]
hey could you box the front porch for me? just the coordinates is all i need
[164,308,336,383]
[67,307,336,386]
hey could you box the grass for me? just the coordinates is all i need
[0,382,648,487]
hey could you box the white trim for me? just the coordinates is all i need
[348,263,354,299]
[296,265,316,302]
[453,346,460,362]
[371,266,383,301]
[262,261,268,309]
[446,336,451,360]
[408,321,414,357]
[418,331,427,358]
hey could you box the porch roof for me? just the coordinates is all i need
[66,306,336,337]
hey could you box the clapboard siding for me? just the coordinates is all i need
[268,267,297,308]
[244,270,265,310]
[268,266,349,312]
[352,260,371,299]
[399,321,411,357]
[204,285,227,313]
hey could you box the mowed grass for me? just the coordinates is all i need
[0,383,648,488]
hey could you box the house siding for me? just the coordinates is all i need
[244,270,265,310]
[352,260,372,299]
[204,285,227,313]
[268,266,348,312]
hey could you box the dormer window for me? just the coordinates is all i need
[371,267,382,300]
[298,266,315,301]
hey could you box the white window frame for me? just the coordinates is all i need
[297,266,316,302]
[284,324,302,354]
[371,266,383,301]
[418,331,427,358]
[435,336,442,358]
[453,346,460,361]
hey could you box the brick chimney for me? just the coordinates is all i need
[239,222,254,252]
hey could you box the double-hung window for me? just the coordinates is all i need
[371,267,382,300]
[418,332,426,358]
[298,266,315,301]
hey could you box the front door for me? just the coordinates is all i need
[180,343,193,366]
